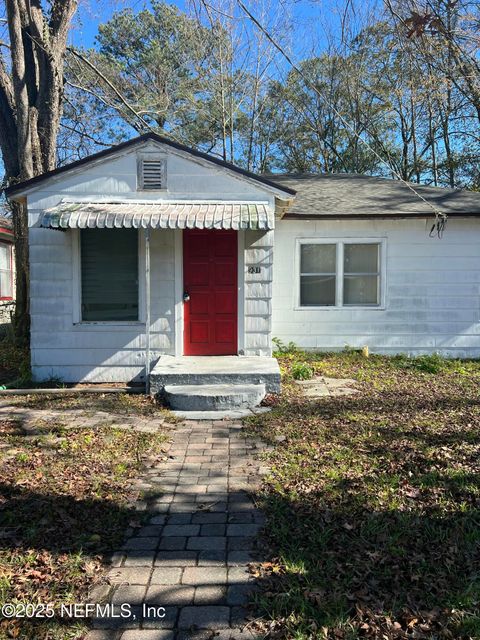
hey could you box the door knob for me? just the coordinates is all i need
[183,291,190,302]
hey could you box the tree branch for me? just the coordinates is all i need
[66,46,155,133]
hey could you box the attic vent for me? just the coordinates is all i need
[139,158,165,190]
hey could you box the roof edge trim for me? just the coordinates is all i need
[282,212,480,219]
[5,133,296,199]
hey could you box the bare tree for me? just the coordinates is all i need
[191,0,285,169]
[0,0,78,344]
[384,0,480,125]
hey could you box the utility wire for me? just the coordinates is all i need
[236,0,448,234]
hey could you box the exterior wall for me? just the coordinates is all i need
[244,230,273,356]
[30,225,274,381]
[27,141,277,382]
[30,227,176,382]
[0,302,14,326]
[0,236,15,325]
[273,217,480,357]
[26,141,273,213]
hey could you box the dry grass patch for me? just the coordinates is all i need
[0,397,169,640]
[246,351,480,640]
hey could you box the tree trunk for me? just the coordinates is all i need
[0,0,77,347]
[428,103,438,186]
[10,200,30,347]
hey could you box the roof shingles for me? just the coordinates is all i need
[268,173,480,217]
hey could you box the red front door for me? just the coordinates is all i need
[183,229,238,356]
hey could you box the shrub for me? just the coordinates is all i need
[0,335,30,386]
[272,337,298,355]
[393,353,450,374]
[292,362,314,380]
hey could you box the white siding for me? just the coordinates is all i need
[26,141,274,220]
[30,227,176,382]
[244,230,273,356]
[28,137,480,379]
[272,217,480,357]
[27,140,277,382]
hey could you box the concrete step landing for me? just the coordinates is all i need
[150,356,281,396]
[164,382,266,411]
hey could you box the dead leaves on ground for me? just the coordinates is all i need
[0,420,166,638]
[249,354,480,639]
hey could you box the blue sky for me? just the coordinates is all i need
[68,0,359,58]
[1,0,378,191]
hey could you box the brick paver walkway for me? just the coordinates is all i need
[87,419,269,640]
[0,404,166,433]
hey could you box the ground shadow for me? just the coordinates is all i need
[257,491,480,637]
[248,377,480,638]
[0,472,266,638]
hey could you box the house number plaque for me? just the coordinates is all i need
[247,266,261,274]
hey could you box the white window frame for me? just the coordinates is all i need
[136,152,167,191]
[0,242,13,300]
[72,229,146,327]
[295,238,386,310]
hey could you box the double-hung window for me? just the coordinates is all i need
[300,243,337,306]
[80,229,139,322]
[0,243,13,300]
[299,240,382,307]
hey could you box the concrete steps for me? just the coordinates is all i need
[150,356,281,396]
[164,382,266,412]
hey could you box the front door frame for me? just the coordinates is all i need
[174,229,245,356]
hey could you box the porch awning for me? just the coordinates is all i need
[40,201,275,230]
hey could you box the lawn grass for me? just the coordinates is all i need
[0,396,168,639]
[246,350,480,639]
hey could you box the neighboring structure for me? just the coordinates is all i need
[5,133,480,386]
[0,215,15,325]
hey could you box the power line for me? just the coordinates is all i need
[236,0,448,232]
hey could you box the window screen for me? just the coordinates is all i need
[81,229,139,321]
[300,244,336,306]
[343,243,380,305]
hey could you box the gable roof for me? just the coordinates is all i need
[5,133,296,199]
[268,173,480,217]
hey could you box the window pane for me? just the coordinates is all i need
[344,243,378,273]
[0,244,9,271]
[81,229,138,321]
[300,275,336,306]
[301,244,336,273]
[344,275,378,305]
[0,270,11,298]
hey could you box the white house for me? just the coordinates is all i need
[6,133,480,402]
[0,215,15,326]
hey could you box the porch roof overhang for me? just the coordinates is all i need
[40,201,275,231]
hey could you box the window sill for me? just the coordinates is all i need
[294,305,386,311]
[73,321,146,330]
